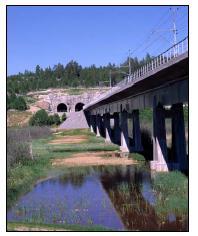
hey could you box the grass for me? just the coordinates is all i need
[139,108,153,123]
[7,110,32,127]
[50,128,119,153]
[7,157,51,209]
[7,128,119,209]
[129,153,145,161]
[23,95,38,105]
[7,222,112,231]
[152,171,188,218]
[49,142,118,153]
[56,128,91,136]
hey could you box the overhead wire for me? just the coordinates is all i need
[118,7,188,68]
[129,8,171,56]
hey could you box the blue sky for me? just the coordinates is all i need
[7,6,188,75]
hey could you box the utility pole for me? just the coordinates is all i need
[128,49,132,76]
[109,70,112,88]
[171,7,178,45]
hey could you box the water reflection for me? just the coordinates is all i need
[7,165,187,231]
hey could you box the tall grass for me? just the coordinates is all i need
[7,126,52,208]
[152,171,188,217]
[7,127,51,169]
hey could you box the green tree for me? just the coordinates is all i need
[47,115,55,125]
[61,113,67,122]
[52,113,61,125]
[29,109,49,126]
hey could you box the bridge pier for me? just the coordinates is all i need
[103,113,112,143]
[150,99,187,172]
[96,114,102,137]
[129,110,143,152]
[112,112,121,145]
[150,101,169,171]
[120,110,130,153]
[171,103,187,171]
[90,115,96,133]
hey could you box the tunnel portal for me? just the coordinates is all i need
[57,103,67,112]
[75,103,85,112]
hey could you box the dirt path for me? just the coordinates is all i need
[52,151,137,167]
[48,135,88,144]
[28,105,40,113]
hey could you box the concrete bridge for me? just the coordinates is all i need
[84,37,188,172]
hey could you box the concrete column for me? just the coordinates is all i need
[103,113,112,143]
[131,110,143,152]
[113,112,121,145]
[171,103,187,171]
[96,114,102,137]
[89,115,94,133]
[120,110,130,153]
[150,100,168,171]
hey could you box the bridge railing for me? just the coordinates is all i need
[115,36,188,87]
[85,37,188,108]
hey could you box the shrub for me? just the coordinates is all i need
[29,109,49,126]
[7,127,52,170]
[53,113,61,125]
[7,94,27,111]
[47,115,55,125]
[61,112,67,122]
[29,110,62,127]
[7,128,32,169]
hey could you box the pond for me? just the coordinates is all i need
[7,165,188,231]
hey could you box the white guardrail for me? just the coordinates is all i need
[85,36,188,108]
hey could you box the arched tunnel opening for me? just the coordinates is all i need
[75,103,85,112]
[57,103,67,112]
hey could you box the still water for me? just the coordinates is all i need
[7,165,187,231]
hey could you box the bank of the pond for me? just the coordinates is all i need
[152,171,188,219]
[7,128,119,209]
[7,128,188,231]
[7,222,112,231]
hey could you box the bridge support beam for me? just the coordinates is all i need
[150,101,168,171]
[130,110,143,152]
[120,110,130,153]
[113,112,121,145]
[171,103,187,171]
[104,113,112,143]
[96,115,103,137]
[90,115,96,133]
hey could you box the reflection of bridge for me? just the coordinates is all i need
[84,37,188,172]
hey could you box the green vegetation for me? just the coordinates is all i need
[29,109,61,126]
[61,113,67,122]
[23,95,37,105]
[7,127,52,208]
[7,222,112,231]
[29,109,49,126]
[50,142,118,153]
[183,105,188,123]
[139,108,152,122]
[7,54,153,94]
[129,153,145,161]
[7,155,50,209]
[7,93,27,111]
[57,128,90,136]
[7,128,119,209]
[7,110,32,127]
[52,114,61,125]
[152,171,188,218]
